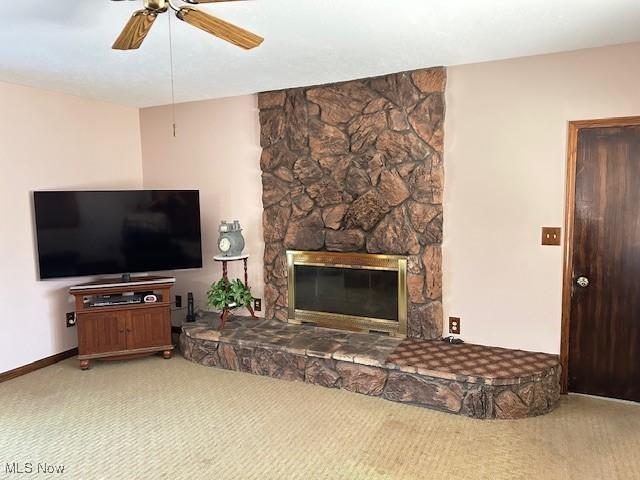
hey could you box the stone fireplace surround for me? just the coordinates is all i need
[180,67,562,420]
[259,67,445,339]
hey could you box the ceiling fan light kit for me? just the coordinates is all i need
[111,0,263,51]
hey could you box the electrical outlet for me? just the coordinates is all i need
[175,295,182,308]
[541,227,561,246]
[254,298,262,312]
[66,312,76,328]
[449,317,461,335]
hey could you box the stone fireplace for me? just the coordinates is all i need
[287,250,407,336]
[259,67,445,339]
[182,67,562,422]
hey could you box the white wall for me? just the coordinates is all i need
[443,42,640,353]
[139,95,263,324]
[0,81,142,374]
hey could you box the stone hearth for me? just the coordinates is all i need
[258,67,445,339]
[180,315,561,419]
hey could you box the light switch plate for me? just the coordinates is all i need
[541,227,561,246]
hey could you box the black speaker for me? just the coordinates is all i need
[186,292,195,322]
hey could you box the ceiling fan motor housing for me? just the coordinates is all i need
[145,0,168,12]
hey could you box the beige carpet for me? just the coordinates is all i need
[0,356,638,480]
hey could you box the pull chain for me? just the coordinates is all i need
[167,12,177,137]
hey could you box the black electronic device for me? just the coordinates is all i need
[33,190,203,279]
[87,294,144,308]
[186,292,195,322]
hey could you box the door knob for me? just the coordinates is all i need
[576,276,590,288]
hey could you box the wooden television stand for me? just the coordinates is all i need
[70,276,175,370]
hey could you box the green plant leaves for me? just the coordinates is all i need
[206,278,229,310]
[229,279,254,306]
[206,278,254,311]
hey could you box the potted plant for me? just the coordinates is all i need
[206,278,254,329]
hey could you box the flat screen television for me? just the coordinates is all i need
[33,190,203,279]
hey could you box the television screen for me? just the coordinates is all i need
[33,190,203,279]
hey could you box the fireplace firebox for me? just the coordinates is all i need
[286,251,407,336]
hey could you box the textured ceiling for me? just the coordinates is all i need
[1,0,639,107]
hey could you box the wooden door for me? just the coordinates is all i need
[77,312,126,355]
[125,307,171,350]
[567,123,640,402]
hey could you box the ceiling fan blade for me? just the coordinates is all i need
[176,7,263,50]
[112,9,157,50]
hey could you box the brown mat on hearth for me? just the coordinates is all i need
[387,338,558,380]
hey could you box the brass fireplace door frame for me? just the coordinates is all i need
[286,250,407,337]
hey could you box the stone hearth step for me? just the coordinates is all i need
[180,314,560,420]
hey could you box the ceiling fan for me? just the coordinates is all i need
[111,0,263,51]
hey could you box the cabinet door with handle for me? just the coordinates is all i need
[78,312,127,355]
[125,307,171,350]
